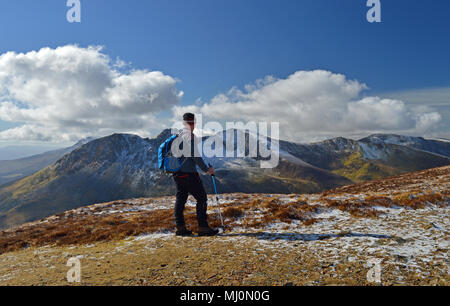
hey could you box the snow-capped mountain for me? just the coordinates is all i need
[279,134,450,182]
[0,130,448,229]
[359,134,450,158]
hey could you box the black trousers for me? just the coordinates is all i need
[173,172,209,227]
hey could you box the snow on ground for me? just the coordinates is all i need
[0,166,448,285]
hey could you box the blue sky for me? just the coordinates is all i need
[0,0,449,156]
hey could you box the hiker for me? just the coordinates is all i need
[172,113,219,237]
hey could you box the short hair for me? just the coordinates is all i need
[183,113,195,122]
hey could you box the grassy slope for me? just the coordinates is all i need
[332,151,397,182]
[0,167,60,228]
[0,166,448,286]
[0,166,137,229]
[0,166,343,230]
[0,148,70,187]
[331,146,450,182]
[1,141,448,230]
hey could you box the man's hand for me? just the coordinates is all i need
[206,167,215,176]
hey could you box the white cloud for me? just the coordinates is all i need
[379,86,450,139]
[1,49,445,146]
[173,70,444,142]
[379,86,450,106]
[0,45,183,143]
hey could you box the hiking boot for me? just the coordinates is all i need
[175,226,193,236]
[198,226,219,237]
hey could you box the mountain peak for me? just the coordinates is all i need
[88,133,146,147]
[72,136,96,148]
[1,128,449,231]
[360,134,424,144]
[314,136,356,151]
[155,129,177,141]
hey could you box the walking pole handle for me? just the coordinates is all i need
[208,163,215,176]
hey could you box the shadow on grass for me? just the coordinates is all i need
[220,231,392,242]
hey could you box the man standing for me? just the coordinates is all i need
[172,113,219,237]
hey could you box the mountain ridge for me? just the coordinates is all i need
[0,137,95,187]
[0,130,448,229]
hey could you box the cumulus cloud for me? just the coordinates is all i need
[0,50,444,145]
[0,45,183,142]
[172,70,443,142]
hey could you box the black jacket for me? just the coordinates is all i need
[175,128,209,173]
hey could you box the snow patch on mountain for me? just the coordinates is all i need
[359,142,389,160]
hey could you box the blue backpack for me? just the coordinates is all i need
[158,134,183,173]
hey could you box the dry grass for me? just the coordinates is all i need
[1,189,446,254]
[4,233,447,286]
[324,166,450,195]
[325,200,382,218]
[0,207,223,255]
[392,192,447,209]
[364,195,393,207]
[246,197,319,226]
[0,165,448,255]
[324,190,448,218]
[223,207,244,218]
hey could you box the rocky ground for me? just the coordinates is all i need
[0,166,448,286]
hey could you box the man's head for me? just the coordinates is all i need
[183,113,196,131]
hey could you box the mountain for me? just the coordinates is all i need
[0,137,95,187]
[0,130,349,229]
[359,134,450,158]
[0,145,61,161]
[280,134,450,182]
[0,130,448,230]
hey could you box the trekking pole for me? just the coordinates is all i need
[209,164,225,232]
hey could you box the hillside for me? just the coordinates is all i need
[0,137,95,187]
[0,131,350,229]
[0,166,448,286]
[281,134,450,182]
[361,134,450,158]
[0,130,448,230]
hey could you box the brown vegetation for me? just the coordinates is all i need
[392,192,447,209]
[325,199,382,218]
[0,207,222,255]
[223,207,244,218]
[323,190,448,218]
[0,165,448,255]
[323,166,450,195]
